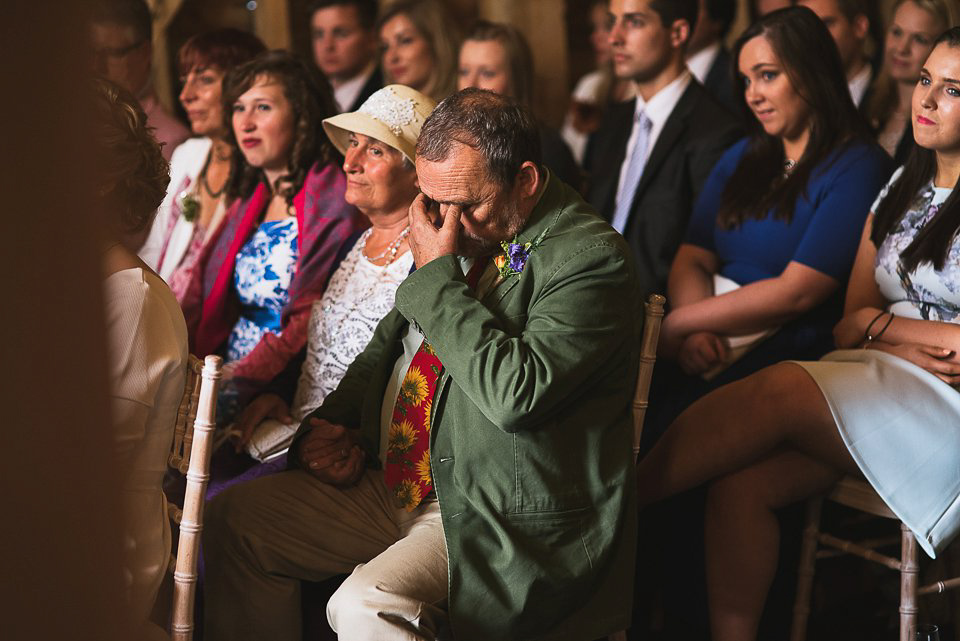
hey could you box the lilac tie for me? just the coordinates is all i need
[611,110,653,234]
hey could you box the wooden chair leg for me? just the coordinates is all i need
[900,523,919,641]
[791,497,823,641]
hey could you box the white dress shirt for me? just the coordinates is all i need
[687,43,722,85]
[615,70,693,212]
[334,62,377,112]
[848,64,872,107]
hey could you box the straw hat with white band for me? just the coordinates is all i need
[322,84,436,163]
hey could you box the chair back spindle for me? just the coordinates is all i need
[166,354,221,641]
[609,294,666,641]
[633,294,665,462]
[169,358,203,472]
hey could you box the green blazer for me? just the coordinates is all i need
[292,174,640,640]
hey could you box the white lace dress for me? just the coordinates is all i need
[291,240,414,421]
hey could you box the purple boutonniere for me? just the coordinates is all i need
[494,227,550,279]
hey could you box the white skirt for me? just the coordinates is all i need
[795,349,960,558]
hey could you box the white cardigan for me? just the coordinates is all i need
[139,137,212,280]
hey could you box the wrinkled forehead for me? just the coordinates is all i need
[415,144,496,204]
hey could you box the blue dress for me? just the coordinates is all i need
[226,218,299,363]
[687,138,892,291]
[644,139,892,451]
[797,169,960,558]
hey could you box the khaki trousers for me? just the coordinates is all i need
[203,469,448,641]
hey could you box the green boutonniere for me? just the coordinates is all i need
[179,190,200,222]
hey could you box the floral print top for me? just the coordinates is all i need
[226,218,299,363]
[874,168,959,322]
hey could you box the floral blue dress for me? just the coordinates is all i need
[226,218,299,363]
[797,169,960,558]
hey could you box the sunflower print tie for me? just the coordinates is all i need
[384,258,488,511]
[385,340,442,511]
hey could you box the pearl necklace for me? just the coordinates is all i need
[360,225,410,264]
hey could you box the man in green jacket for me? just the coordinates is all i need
[204,89,640,641]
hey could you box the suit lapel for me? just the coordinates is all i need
[704,48,730,91]
[485,272,520,307]
[630,83,699,203]
[362,309,408,436]
[595,99,636,219]
[348,66,384,113]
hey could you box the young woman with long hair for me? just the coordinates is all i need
[637,27,960,641]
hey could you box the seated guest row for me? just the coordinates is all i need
[637,28,960,640]
[218,84,432,492]
[91,0,960,639]
[203,89,641,641]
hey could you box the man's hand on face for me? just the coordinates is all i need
[298,418,366,487]
[408,193,463,268]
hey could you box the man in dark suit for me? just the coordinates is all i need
[586,0,741,300]
[687,0,740,116]
[309,0,383,113]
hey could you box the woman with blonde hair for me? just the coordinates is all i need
[865,0,956,164]
[377,0,461,102]
[457,20,581,189]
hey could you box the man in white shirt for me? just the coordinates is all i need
[585,0,741,298]
[686,0,740,116]
[309,0,383,113]
[796,0,874,106]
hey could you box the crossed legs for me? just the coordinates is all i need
[636,363,861,641]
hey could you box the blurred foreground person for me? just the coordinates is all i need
[94,78,188,640]
[91,0,189,159]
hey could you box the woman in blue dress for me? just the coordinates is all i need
[649,7,892,440]
[636,27,960,641]
[633,9,891,638]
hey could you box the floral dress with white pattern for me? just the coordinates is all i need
[227,217,299,362]
[796,168,960,558]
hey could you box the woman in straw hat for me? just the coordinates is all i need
[214,84,436,489]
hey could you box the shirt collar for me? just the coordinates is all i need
[686,43,722,84]
[333,62,378,112]
[848,64,872,106]
[635,69,692,129]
